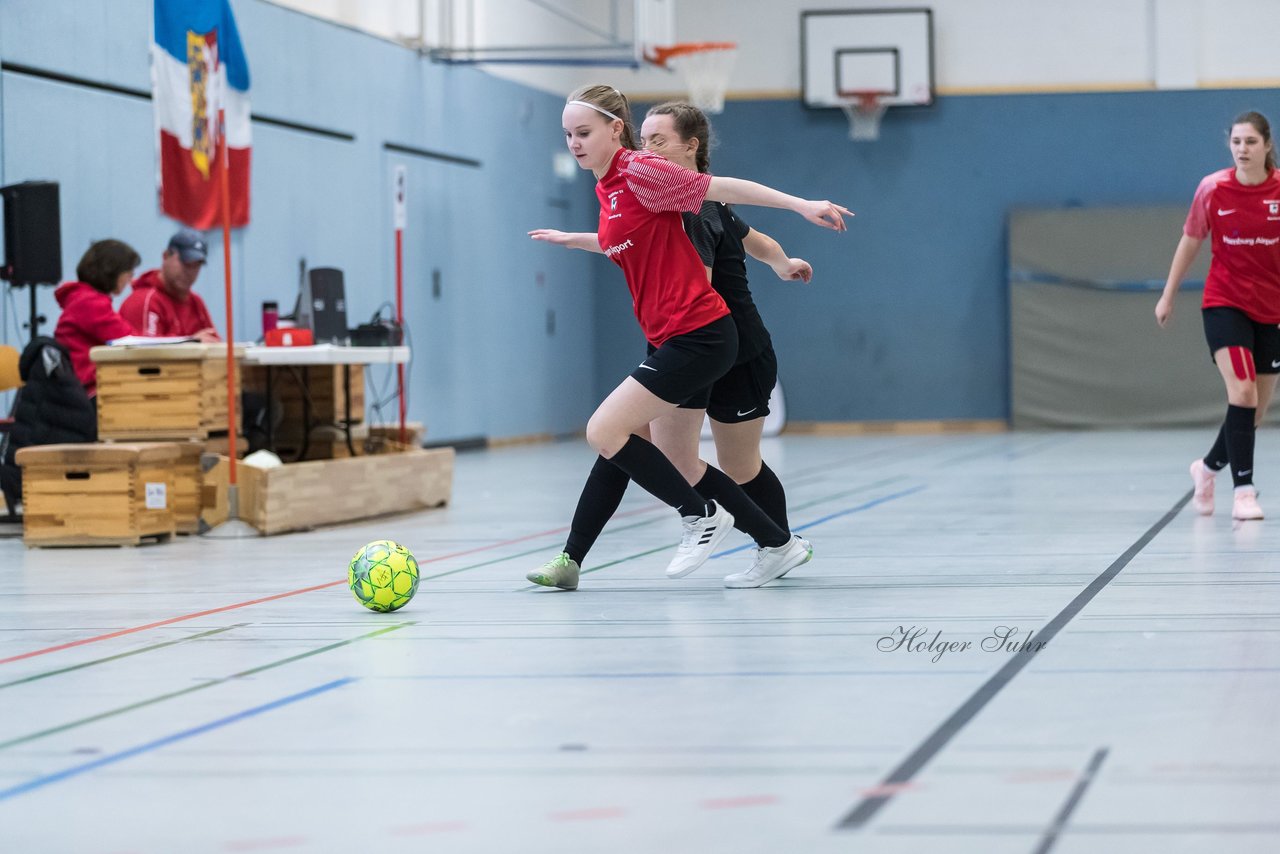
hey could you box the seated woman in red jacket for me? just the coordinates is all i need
[53,239,141,398]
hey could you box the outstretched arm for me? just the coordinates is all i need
[742,228,812,283]
[705,176,851,231]
[528,229,604,253]
[1155,234,1204,327]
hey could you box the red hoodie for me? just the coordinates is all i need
[118,269,219,339]
[53,281,137,397]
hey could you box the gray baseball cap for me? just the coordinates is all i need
[167,228,208,263]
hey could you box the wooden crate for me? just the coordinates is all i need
[17,443,179,546]
[268,424,371,462]
[368,421,425,447]
[123,441,206,534]
[92,343,243,441]
[242,363,365,433]
[203,445,453,535]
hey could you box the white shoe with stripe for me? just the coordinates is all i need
[666,503,734,578]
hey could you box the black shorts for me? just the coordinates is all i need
[1202,307,1280,374]
[676,344,778,423]
[632,315,738,405]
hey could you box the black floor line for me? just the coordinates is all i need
[1030,747,1109,854]
[834,490,1191,831]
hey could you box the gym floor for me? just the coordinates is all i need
[1,430,1277,853]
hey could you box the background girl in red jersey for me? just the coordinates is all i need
[1156,111,1280,520]
[530,101,815,589]
[53,239,141,398]
[525,84,849,590]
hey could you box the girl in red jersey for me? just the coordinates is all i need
[1156,111,1280,520]
[530,101,815,589]
[525,84,849,590]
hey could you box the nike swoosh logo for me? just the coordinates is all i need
[1218,208,1237,215]
[736,408,757,417]
[1272,360,1280,368]
[637,363,658,371]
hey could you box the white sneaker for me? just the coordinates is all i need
[776,536,813,579]
[1189,459,1216,516]
[1233,486,1264,520]
[724,535,813,588]
[665,503,735,578]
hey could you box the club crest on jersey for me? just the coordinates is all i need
[611,196,618,211]
[1271,202,1279,215]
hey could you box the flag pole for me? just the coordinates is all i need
[392,166,407,447]
[395,225,405,446]
[219,107,238,489]
[205,104,255,538]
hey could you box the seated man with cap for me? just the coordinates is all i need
[120,228,221,342]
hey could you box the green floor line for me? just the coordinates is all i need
[0,622,412,751]
[0,624,246,691]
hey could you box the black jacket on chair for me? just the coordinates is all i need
[0,336,97,505]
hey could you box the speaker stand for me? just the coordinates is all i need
[8,282,48,343]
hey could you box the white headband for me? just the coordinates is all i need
[568,99,623,123]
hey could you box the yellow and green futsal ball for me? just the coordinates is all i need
[348,540,419,612]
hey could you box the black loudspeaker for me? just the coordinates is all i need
[1,181,62,286]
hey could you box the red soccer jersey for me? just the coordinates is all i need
[118,269,221,339]
[1184,167,1280,323]
[596,148,728,346]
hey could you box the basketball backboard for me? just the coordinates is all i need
[425,0,673,66]
[801,8,935,108]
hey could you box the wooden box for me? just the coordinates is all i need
[203,445,453,535]
[128,441,206,534]
[17,443,179,546]
[242,364,365,435]
[92,343,243,441]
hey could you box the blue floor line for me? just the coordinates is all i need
[714,484,928,558]
[0,677,356,803]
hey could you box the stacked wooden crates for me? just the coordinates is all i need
[17,444,180,546]
[89,343,242,535]
[92,343,242,443]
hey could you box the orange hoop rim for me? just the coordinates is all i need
[649,41,738,68]
[839,90,891,113]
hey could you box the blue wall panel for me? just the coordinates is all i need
[4,0,1277,429]
[592,90,1280,421]
[0,0,601,442]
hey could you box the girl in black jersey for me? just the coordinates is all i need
[530,99,824,588]
[528,85,849,590]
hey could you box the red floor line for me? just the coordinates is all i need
[700,794,779,809]
[0,581,344,666]
[0,507,666,668]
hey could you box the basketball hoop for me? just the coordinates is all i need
[650,42,738,114]
[839,91,888,142]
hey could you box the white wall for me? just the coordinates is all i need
[274,0,1280,100]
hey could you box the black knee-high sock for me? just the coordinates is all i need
[1204,425,1230,471]
[694,465,788,548]
[563,456,631,565]
[1224,404,1257,487]
[607,435,709,517]
[739,462,790,534]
